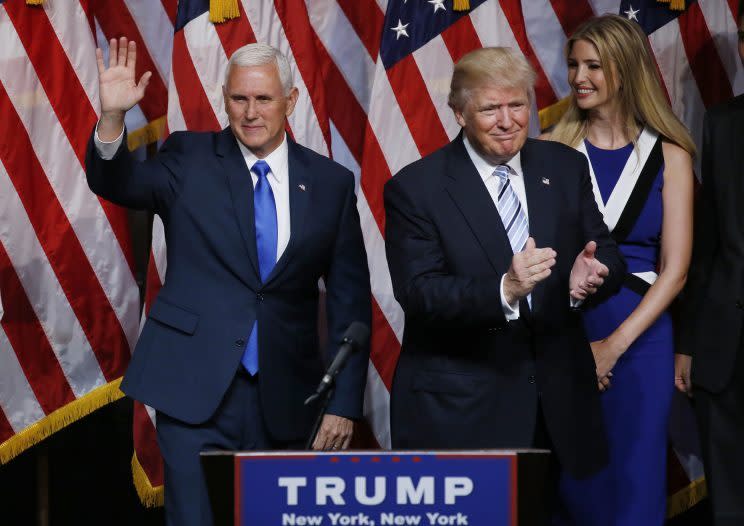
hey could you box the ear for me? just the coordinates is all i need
[285,87,299,117]
[453,105,466,128]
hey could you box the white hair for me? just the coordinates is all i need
[224,43,293,95]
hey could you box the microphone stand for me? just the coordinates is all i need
[304,387,334,450]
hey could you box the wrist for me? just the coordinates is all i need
[503,275,519,306]
[607,333,630,356]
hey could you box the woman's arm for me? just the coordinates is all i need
[592,141,693,384]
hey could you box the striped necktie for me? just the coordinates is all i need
[494,164,528,253]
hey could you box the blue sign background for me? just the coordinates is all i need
[236,452,516,526]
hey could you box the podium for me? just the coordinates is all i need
[202,450,550,526]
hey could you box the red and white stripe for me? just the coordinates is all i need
[0,0,139,462]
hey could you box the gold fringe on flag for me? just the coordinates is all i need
[538,96,571,131]
[657,0,685,10]
[132,452,165,508]
[127,116,166,152]
[209,0,240,24]
[453,0,470,11]
[0,379,125,464]
[25,0,44,5]
[667,477,707,518]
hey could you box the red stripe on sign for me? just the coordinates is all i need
[172,31,223,131]
[386,55,450,158]
[91,0,169,123]
[360,121,392,235]
[0,84,129,382]
[161,0,178,26]
[214,1,257,60]
[337,0,385,60]
[678,3,733,108]
[441,14,483,64]
[497,0,559,109]
[133,402,164,486]
[369,299,400,390]
[5,2,136,276]
[144,255,163,316]
[0,242,76,414]
[274,0,333,152]
[549,0,595,36]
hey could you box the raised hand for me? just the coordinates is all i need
[96,37,152,140]
[569,240,609,301]
[503,237,557,305]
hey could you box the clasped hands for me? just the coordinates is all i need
[502,238,609,306]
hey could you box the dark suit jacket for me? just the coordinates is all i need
[384,136,625,477]
[681,95,744,392]
[86,128,371,442]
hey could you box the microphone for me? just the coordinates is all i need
[305,322,370,405]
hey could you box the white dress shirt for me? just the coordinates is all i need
[94,125,291,263]
[462,135,528,321]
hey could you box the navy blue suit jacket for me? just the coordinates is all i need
[384,136,625,477]
[86,128,371,441]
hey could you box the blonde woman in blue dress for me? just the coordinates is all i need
[543,14,695,525]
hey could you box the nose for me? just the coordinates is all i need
[572,65,587,85]
[496,106,512,129]
[244,98,258,119]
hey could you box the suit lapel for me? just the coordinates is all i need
[216,128,260,279]
[521,139,556,315]
[444,137,513,273]
[264,139,311,284]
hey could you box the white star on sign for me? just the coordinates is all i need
[624,5,639,21]
[391,19,410,40]
[429,0,446,12]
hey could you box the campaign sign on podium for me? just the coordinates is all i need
[207,450,548,526]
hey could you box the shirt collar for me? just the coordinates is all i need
[235,133,289,183]
[462,135,523,183]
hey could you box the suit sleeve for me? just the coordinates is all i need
[384,176,505,328]
[678,111,718,355]
[324,172,372,420]
[85,127,183,215]
[576,155,626,306]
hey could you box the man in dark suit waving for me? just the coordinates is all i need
[384,47,625,480]
[87,38,371,525]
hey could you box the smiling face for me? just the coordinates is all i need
[453,84,530,164]
[223,62,298,158]
[567,39,619,114]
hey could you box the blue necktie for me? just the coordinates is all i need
[242,160,277,375]
[494,165,529,253]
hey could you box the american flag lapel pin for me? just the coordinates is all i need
[542,177,550,185]
[298,184,306,191]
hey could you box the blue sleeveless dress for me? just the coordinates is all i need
[554,139,674,525]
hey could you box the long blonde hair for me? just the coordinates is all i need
[550,14,696,157]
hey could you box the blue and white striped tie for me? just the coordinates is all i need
[494,165,528,253]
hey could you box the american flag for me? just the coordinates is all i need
[1,0,740,517]
[0,0,157,465]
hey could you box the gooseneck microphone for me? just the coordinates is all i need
[305,322,370,405]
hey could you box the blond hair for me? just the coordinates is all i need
[448,47,536,110]
[550,14,696,156]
